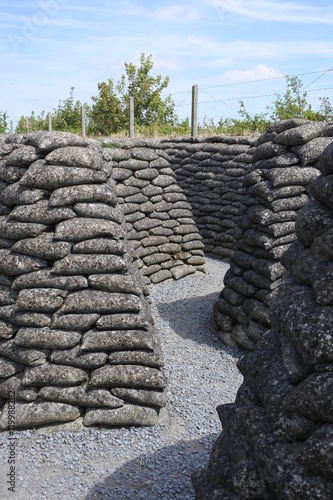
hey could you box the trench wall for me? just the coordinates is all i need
[0,132,166,430]
[192,140,333,500]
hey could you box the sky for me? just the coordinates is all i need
[1,0,333,127]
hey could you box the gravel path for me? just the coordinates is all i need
[0,257,243,500]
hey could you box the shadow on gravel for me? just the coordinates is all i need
[155,291,220,342]
[85,433,218,500]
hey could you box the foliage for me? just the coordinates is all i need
[89,79,125,135]
[51,87,85,134]
[268,75,333,122]
[16,110,48,133]
[0,110,9,133]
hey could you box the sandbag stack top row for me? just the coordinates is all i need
[212,119,333,350]
[162,136,255,259]
[192,141,333,500]
[103,141,205,284]
[0,131,166,431]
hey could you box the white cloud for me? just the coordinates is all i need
[217,64,283,83]
[210,0,333,24]
[154,6,200,23]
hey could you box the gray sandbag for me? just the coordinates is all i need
[242,299,270,325]
[225,277,257,298]
[0,355,24,377]
[90,364,166,389]
[0,286,17,305]
[9,200,76,224]
[81,329,153,351]
[244,270,281,291]
[15,327,81,349]
[318,142,333,175]
[73,202,124,224]
[0,339,47,366]
[0,250,47,275]
[247,206,297,226]
[251,258,285,281]
[238,347,315,441]
[12,270,88,291]
[0,165,28,183]
[60,290,142,314]
[262,166,319,187]
[135,168,159,180]
[273,276,333,365]
[19,161,107,189]
[12,233,73,260]
[108,350,163,369]
[252,152,299,170]
[49,184,117,207]
[251,142,287,162]
[22,363,88,386]
[293,425,333,479]
[119,158,148,171]
[0,320,16,340]
[312,260,333,304]
[45,146,103,170]
[283,372,333,422]
[39,385,122,408]
[274,122,326,146]
[263,193,309,213]
[249,181,305,202]
[96,313,149,330]
[1,183,47,207]
[311,227,333,260]
[54,218,125,242]
[111,388,166,408]
[50,345,107,369]
[52,254,127,275]
[88,274,143,295]
[0,401,81,430]
[25,131,88,153]
[254,221,295,238]
[83,404,158,427]
[295,200,333,247]
[0,219,48,240]
[308,174,333,210]
[9,312,52,328]
[291,137,333,165]
[103,148,131,162]
[3,145,38,166]
[72,238,125,255]
[51,313,99,331]
[15,288,67,312]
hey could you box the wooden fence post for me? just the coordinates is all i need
[10,120,13,134]
[129,97,134,138]
[26,117,29,133]
[48,112,52,131]
[191,85,198,138]
[81,106,86,138]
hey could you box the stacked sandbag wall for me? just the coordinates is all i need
[0,132,166,431]
[212,120,333,350]
[160,136,256,258]
[192,141,333,500]
[104,140,206,284]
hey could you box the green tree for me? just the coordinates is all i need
[52,87,87,133]
[268,75,331,121]
[89,79,125,135]
[0,110,9,133]
[16,110,48,133]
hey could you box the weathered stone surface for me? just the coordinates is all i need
[88,274,143,296]
[22,364,88,386]
[54,218,125,242]
[96,313,148,330]
[0,355,23,377]
[25,131,87,153]
[83,404,158,427]
[0,340,47,366]
[0,401,81,430]
[49,184,117,207]
[50,345,107,369]
[45,146,103,170]
[1,183,47,207]
[0,250,47,275]
[61,290,142,314]
[12,270,88,291]
[73,202,124,223]
[52,254,127,275]
[0,220,48,240]
[12,233,73,260]
[39,386,122,408]
[90,364,166,389]
[111,388,166,407]
[15,288,67,312]
[15,327,81,349]
[81,329,153,351]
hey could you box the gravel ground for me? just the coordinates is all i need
[0,256,243,500]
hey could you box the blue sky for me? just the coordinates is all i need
[1,0,333,127]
